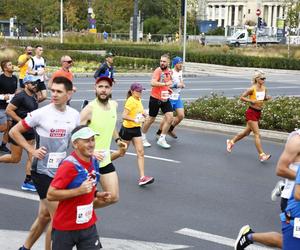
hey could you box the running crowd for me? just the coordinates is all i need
[0,45,299,249]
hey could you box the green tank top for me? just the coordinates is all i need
[88,99,117,167]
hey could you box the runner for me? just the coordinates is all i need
[94,52,115,83]
[0,75,38,192]
[10,76,79,250]
[80,76,127,208]
[0,59,18,153]
[141,54,173,149]
[47,125,111,250]
[156,56,185,139]
[226,70,271,162]
[111,83,154,186]
[234,129,300,250]
[27,45,47,102]
[17,46,33,88]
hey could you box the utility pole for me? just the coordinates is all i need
[60,0,63,43]
[133,0,139,42]
[183,0,187,64]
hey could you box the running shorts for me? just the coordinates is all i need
[52,224,102,250]
[148,96,173,117]
[170,98,184,110]
[245,107,261,122]
[281,221,300,249]
[100,162,116,175]
[36,80,47,91]
[119,126,141,141]
[31,171,53,199]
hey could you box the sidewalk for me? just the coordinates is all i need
[156,116,288,143]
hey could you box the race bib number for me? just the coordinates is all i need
[170,93,180,100]
[47,152,66,169]
[256,91,265,101]
[76,203,93,224]
[293,218,300,238]
[161,91,169,100]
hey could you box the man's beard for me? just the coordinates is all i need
[97,94,109,104]
[160,65,167,70]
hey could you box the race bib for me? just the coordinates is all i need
[170,93,180,100]
[293,218,300,238]
[256,91,265,101]
[47,152,66,169]
[76,203,93,224]
[161,91,169,100]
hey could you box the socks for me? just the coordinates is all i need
[20,246,30,250]
[169,125,175,132]
[247,233,253,242]
[156,129,162,135]
[142,133,146,140]
[24,175,32,183]
[159,134,166,140]
[1,142,6,147]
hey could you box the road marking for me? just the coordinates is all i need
[0,188,39,201]
[0,229,189,250]
[175,228,272,250]
[110,150,181,164]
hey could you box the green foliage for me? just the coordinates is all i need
[206,27,225,36]
[185,94,300,132]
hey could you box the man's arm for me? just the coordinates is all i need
[18,55,30,68]
[47,179,94,201]
[295,184,300,200]
[5,103,21,122]
[80,104,92,125]
[276,135,300,180]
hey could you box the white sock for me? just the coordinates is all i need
[142,133,146,140]
[159,134,166,140]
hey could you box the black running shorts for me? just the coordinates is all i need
[31,171,53,200]
[148,96,173,117]
[52,224,102,250]
[99,162,116,175]
[119,126,142,141]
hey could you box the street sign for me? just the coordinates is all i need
[256,9,261,16]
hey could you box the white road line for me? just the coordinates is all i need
[0,230,189,250]
[175,228,272,250]
[110,150,181,164]
[0,188,39,201]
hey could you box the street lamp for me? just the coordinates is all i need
[60,0,63,43]
[182,0,187,64]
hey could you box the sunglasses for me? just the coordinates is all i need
[64,60,73,64]
[260,78,266,80]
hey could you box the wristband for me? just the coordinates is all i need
[115,138,121,143]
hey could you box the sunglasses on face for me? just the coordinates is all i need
[64,60,73,64]
[260,78,266,80]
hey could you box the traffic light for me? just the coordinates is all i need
[257,17,263,28]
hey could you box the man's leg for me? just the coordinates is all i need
[157,111,173,149]
[252,232,282,248]
[0,143,22,163]
[43,199,59,250]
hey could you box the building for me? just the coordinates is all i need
[198,0,290,28]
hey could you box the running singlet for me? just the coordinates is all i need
[151,67,172,101]
[22,103,80,177]
[27,56,46,82]
[169,69,183,101]
[18,54,30,79]
[88,99,117,168]
[249,86,266,108]
[284,167,300,218]
[123,96,144,128]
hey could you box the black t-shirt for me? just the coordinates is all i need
[10,90,38,138]
[0,74,18,109]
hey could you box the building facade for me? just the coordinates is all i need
[198,0,288,28]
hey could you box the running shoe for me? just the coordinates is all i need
[157,138,171,149]
[21,181,37,192]
[142,138,151,147]
[234,225,254,250]
[138,176,154,186]
[271,180,285,201]
[0,144,11,154]
[168,130,178,139]
[226,139,234,153]
[259,153,271,162]
[81,99,89,110]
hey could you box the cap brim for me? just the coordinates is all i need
[95,76,113,86]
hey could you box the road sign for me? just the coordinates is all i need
[256,9,261,16]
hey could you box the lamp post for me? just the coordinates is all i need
[132,0,139,42]
[182,0,187,64]
[60,0,63,43]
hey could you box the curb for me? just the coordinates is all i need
[156,116,288,143]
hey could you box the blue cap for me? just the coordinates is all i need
[23,75,36,84]
[172,56,183,67]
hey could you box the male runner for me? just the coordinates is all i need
[0,60,18,153]
[94,52,115,83]
[80,76,127,208]
[10,76,79,250]
[18,46,33,88]
[47,125,111,250]
[141,54,173,149]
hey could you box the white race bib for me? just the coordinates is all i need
[169,93,180,100]
[47,152,66,169]
[161,91,169,100]
[256,91,265,101]
[294,218,300,238]
[76,203,93,224]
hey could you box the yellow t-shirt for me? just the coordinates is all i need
[123,96,144,128]
[18,54,30,79]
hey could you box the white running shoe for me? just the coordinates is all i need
[142,138,151,147]
[271,180,285,201]
[157,138,171,149]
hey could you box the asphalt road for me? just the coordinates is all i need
[0,74,293,249]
